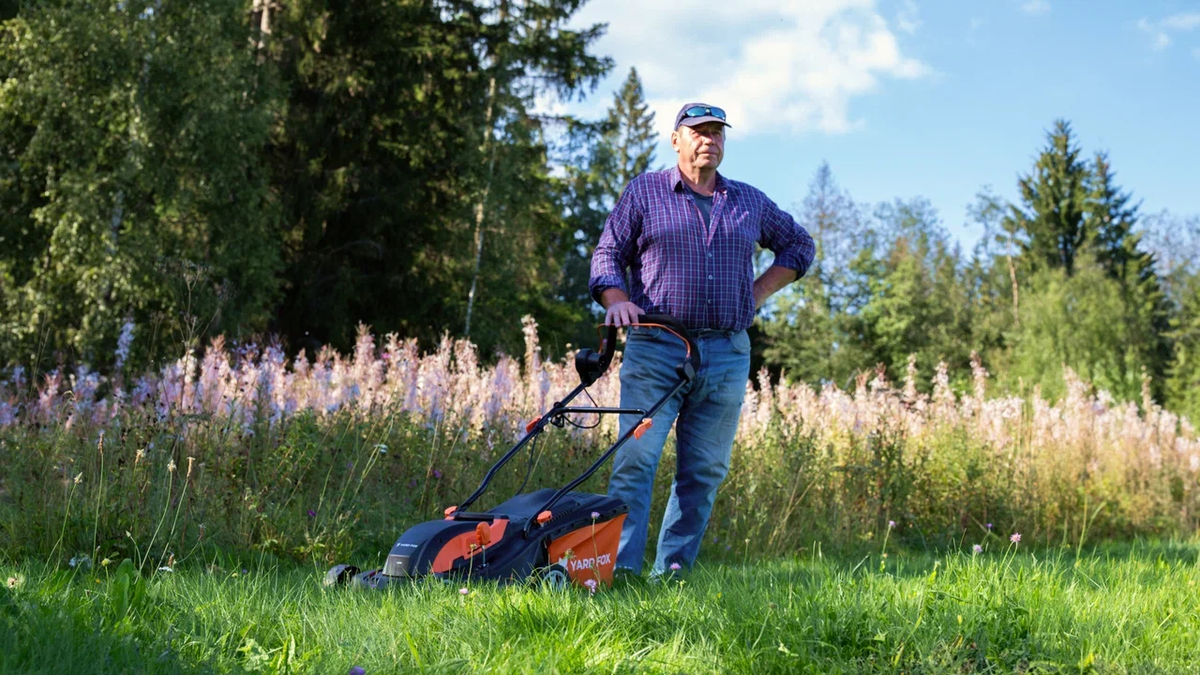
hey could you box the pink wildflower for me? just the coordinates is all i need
[583,578,598,595]
[887,520,895,529]
[1010,533,1021,544]
[590,511,600,519]
[669,563,681,571]
[972,544,982,554]
[459,587,469,596]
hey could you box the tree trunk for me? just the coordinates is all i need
[464,0,508,339]
[1007,251,1020,328]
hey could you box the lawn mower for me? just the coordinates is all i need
[325,314,699,591]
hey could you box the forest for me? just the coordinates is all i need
[2,0,1199,419]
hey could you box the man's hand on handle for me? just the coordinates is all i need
[600,288,645,327]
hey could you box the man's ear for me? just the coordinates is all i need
[670,129,680,150]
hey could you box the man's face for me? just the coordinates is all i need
[672,121,726,171]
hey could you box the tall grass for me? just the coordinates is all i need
[1,318,1198,569]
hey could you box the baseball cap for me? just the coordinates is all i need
[674,103,731,130]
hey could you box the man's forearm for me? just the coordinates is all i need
[753,265,799,309]
[599,288,631,309]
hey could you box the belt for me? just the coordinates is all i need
[689,328,741,338]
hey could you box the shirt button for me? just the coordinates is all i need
[707,252,713,258]
[708,274,714,280]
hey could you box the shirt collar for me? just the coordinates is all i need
[670,165,734,196]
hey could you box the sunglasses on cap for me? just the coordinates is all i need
[680,106,726,121]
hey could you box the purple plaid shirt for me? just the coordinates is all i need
[589,166,816,331]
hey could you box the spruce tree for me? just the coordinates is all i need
[1086,152,1172,394]
[602,67,657,199]
[1005,119,1091,276]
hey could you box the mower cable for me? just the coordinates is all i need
[515,431,542,495]
[562,387,602,430]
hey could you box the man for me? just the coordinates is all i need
[589,102,816,576]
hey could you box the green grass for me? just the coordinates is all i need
[3,543,1200,674]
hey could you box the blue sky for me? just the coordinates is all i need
[562,0,1200,250]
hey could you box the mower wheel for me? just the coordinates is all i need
[324,564,360,587]
[530,563,570,591]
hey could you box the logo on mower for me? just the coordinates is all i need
[558,552,612,573]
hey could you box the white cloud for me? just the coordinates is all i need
[1163,13,1200,31]
[1137,12,1200,52]
[569,0,929,138]
[897,0,921,35]
[1019,1,1050,17]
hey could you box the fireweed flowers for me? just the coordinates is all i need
[4,320,1200,550]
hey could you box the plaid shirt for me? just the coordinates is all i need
[589,166,816,331]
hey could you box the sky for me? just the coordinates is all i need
[559,0,1200,250]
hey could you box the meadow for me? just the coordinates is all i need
[2,319,1200,672]
[4,542,1200,674]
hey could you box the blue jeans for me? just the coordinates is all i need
[606,326,751,575]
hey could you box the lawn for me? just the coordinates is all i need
[3,542,1199,674]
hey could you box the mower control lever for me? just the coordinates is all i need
[575,324,618,386]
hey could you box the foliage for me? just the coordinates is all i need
[0,0,282,372]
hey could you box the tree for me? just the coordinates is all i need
[263,0,611,359]
[851,199,974,384]
[460,0,613,342]
[1005,119,1091,276]
[762,163,869,386]
[551,66,658,349]
[0,0,281,371]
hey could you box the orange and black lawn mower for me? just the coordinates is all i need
[325,314,698,591]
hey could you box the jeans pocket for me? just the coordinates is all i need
[728,330,751,355]
[627,326,662,341]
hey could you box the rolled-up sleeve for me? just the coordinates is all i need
[589,182,643,304]
[758,195,815,278]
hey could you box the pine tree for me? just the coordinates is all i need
[551,67,657,348]
[601,67,657,199]
[1086,152,1172,394]
[762,163,867,386]
[1005,119,1091,276]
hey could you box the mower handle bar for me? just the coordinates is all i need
[453,314,698,517]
